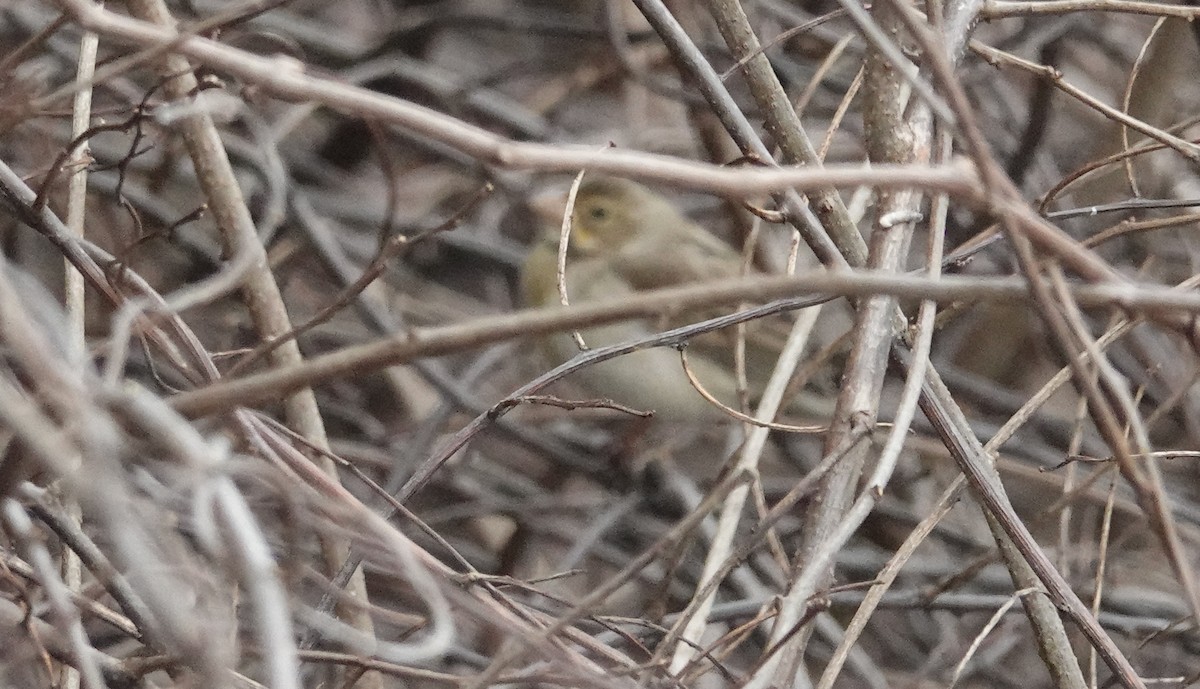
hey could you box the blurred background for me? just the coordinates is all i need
[2,0,1200,687]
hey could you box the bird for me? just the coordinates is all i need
[521,176,829,422]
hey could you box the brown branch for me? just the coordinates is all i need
[167,269,1200,418]
[118,0,376,683]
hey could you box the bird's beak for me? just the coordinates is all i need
[529,188,570,227]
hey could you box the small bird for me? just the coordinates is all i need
[522,176,825,421]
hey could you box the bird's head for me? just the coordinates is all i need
[530,177,683,256]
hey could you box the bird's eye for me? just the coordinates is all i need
[589,207,608,221]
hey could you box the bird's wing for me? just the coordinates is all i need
[600,222,796,384]
[609,219,744,290]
